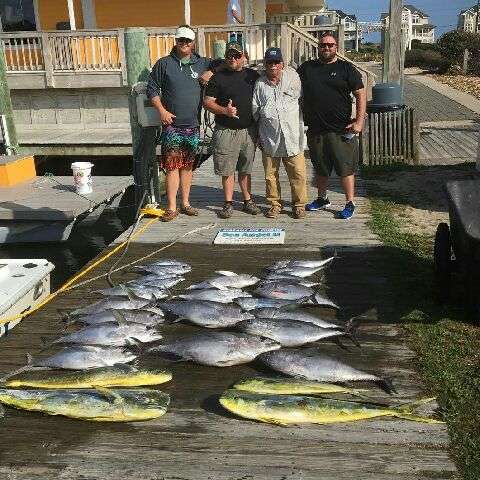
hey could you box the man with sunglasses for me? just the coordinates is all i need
[252,47,308,219]
[203,41,260,219]
[147,25,219,222]
[298,33,366,220]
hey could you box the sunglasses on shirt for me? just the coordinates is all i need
[320,42,337,48]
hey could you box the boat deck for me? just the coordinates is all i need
[0,160,456,479]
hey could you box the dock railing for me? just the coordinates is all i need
[0,23,374,94]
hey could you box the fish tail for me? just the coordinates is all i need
[393,412,444,424]
[377,378,397,395]
[344,318,361,348]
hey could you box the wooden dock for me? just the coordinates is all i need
[0,159,456,479]
[0,175,133,243]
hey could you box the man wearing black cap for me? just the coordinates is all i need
[253,47,308,219]
[203,41,260,219]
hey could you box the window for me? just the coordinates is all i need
[0,0,36,32]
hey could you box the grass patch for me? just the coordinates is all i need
[367,195,480,480]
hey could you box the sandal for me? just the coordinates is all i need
[161,209,179,222]
[180,205,199,216]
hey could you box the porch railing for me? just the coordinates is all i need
[0,24,374,95]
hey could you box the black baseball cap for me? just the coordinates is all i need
[264,47,283,62]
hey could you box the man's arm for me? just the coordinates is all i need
[347,87,366,133]
[203,96,238,118]
[251,82,261,121]
[150,96,176,126]
[232,9,244,23]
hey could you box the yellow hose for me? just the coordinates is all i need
[0,216,160,326]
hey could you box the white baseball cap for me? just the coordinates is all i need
[175,26,196,41]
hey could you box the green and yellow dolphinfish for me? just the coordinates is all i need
[220,390,444,426]
[232,377,368,396]
[5,365,172,389]
[0,388,170,422]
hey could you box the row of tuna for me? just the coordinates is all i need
[0,257,442,425]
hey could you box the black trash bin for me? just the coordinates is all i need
[367,82,405,113]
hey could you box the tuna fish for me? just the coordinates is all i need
[236,318,353,347]
[160,300,254,328]
[146,259,190,268]
[258,349,396,393]
[70,297,162,317]
[259,278,321,288]
[134,264,191,276]
[254,283,339,309]
[5,365,172,389]
[33,345,137,370]
[0,388,170,422]
[149,331,281,367]
[235,297,300,311]
[126,276,185,289]
[95,285,169,300]
[187,272,260,290]
[178,288,251,304]
[267,266,325,278]
[268,257,335,271]
[219,390,441,425]
[232,377,368,396]
[52,321,162,346]
[252,308,341,329]
[69,309,165,327]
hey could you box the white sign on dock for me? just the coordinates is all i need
[214,228,286,245]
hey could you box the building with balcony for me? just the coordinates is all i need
[381,4,435,50]
[458,5,480,33]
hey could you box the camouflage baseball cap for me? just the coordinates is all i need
[225,41,244,54]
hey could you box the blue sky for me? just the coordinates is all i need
[328,0,475,42]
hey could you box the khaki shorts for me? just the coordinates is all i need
[212,125,257,176]
[307,131,358,177]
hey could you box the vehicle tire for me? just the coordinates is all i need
[434,223,452,302]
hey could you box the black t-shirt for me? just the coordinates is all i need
[205,68,260,129]
[297,59,364,133]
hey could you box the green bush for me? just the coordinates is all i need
[437,30,480,63]
[404,49,450,72]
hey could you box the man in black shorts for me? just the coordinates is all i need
[203,41,260,219]
[298,33,366,220]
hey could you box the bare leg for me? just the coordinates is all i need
[179,167,193,207]
[315,175,329,199]
[165,169,180,211]
[222,175,235,202]
[341,175,355,203]
[238,173,252,201]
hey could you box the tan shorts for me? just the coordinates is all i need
[212,125,257,176]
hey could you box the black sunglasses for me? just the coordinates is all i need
[226,52,242,59]
[320,42,336,48]
[177,37,193,43]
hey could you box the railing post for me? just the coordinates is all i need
[337,24,345,55]
[0,40,19,153]
[280,23,290,66]
[117,28,128,86]
[41,32,54,87]
[197,27,206,57]
[124,27,158,207]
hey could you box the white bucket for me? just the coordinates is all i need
[71,162,93,195]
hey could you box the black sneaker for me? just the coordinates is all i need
[218,203,234,219]
[242,199,261,215]
[305,197,331,211]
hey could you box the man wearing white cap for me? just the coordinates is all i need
[147,25,219,222]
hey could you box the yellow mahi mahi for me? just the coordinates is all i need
[5,365,172,389]
[220,390,444,425]
[232,377,368,396]
[0,388,170,422]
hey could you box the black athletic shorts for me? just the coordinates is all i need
[307,131,358,177]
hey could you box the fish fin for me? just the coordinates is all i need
[95,387,124,405]
[111,310,127,326]
[210,283,229,291]
[120,285,136,301]
[215,270,237,277]
[260,417,289,427]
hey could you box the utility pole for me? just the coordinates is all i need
[383,0,404,85]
